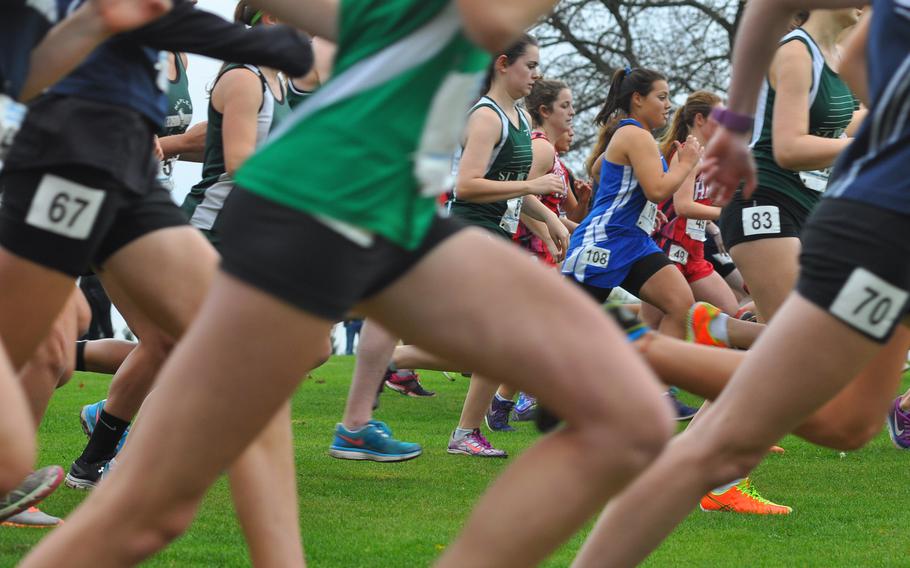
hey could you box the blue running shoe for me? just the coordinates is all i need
[79,400,131,454]
[666,388,700,421]
[512,393,537,422]
[329,422,422,462]
[485,396,515,432]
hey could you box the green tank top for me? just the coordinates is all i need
[233,0,490,250]
[749,28,857,211]
[182,63,290,245]
[157,52,192,189]
[449,96,533,239]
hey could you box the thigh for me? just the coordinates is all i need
[729,237,800,321]
[100,225,217,339]
[689,271,739,315]
[358,228,667,427]
[636,263,694,317]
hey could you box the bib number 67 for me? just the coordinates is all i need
[25,175,106,240]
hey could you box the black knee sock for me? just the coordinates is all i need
[79,410,130,464]
[75,340,87,372]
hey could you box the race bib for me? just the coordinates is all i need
[0,94,27,165]
[829,268,909,340]
[580,244,611,269]
[685,218,707,241]
[25,175,106,239]
[742,205,780,236]
[668,244,689,265]
[712,252,734,266]
[636,201,658,234]
[799,169,830,193]
[499,197,523,234]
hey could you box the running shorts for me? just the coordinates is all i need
[219,188,464,321]
[797,198,910,343]
[720,187,809,249]
[568,251,671,303]
[703,234,736,279]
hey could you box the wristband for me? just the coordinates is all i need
[710,107,753,134]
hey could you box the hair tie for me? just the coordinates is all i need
[624,66,632,77]
[249,9,264,26]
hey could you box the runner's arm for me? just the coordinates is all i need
[457,0,558,52]
[249,0,338,40]
[840,10,870,107]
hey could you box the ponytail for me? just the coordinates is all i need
[585,67,665,177]
[658,90,721,160]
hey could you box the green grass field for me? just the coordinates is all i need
[2,357,909,567]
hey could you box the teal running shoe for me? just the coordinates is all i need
[329,421,422,462]
[79,400,130,454]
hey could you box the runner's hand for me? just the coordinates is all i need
[528,174,566,197]
[703,124,757,207]
[545,214,570,262]
[91,0,172,33]
[573,178,593,205]
[674,135,702,169]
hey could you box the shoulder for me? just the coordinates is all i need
[466,105,505,135]
[214,67,265,107]
[531,136,556,161]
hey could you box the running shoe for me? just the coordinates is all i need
[64,458,109,491]
[79,399,131,454]
[665,388,700,421]
[699,479,791,515]
[384,370,435,397]
[329,421,422,462]
[512,392,537,422]
[735,305,758,323]
[1,507,63,528]
[485,397,515,432]
[0,466,64,522]
[447,429,507,458]
[887,396,910,449]
[686,302,731,348]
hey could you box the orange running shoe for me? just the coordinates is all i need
[700,479,792,515]
[686,302,731,347]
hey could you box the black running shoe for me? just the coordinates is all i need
[64,458,109,491]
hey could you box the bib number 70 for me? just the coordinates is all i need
[25,175,106,240]
[830,268,909,339]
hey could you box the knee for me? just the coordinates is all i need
[28,333,70,387]
[0,453,34,497]
[123,500,197,563]
[801,415,880,451]
[312,337,332,369]
[134,332,176,366]
[689,433,769,489]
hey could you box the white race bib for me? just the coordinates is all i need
[580,245,611,269]
[155,51,169,93]
[25,175,106,240]
[830,268,909,339]
[799,169,830,193]
[685,218,707,241]
[499,197,523,234]
[0,94,27,165]
[712,252,734,266]
[668,244,689,265]
[637,201,658,234]
[742,205,780,236]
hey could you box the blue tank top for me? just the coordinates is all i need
[562,118,666,284]
[825,0,910,213]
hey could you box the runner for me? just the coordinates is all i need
[716,6,862,322]
[562,67,700,338]
[571,4,910,564]
[20,2,675,566]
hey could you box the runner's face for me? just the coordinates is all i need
[546,89,574,135]
[503,45,541,99]
[637,80,671,130]
[555,128,573,153]
[698,104,721,143]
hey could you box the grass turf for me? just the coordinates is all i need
[1,357,908,566]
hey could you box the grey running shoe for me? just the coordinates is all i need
[447,429,507,458]
[1,507,63,528]
[0,465,64,522]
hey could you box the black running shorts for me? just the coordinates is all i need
[720,187,810,249]
[219,188,464,321]
[797,198,910,343]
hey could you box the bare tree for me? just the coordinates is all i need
[536,0,745,173]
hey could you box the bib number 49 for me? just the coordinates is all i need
[25,175,106,240]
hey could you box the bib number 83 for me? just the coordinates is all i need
[25,175,106,240]
[742,205,780,237]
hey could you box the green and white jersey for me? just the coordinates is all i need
[448,96,533,239]
[287,80,313,110]
[234,0,490,250]
[157,52,192,191]
[750,28,857,211]
[182,64,290,245]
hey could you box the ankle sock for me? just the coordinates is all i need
[453,427,473,440]
[708,312,730,345]
[80,410,130,463]
[711,477,744,495]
